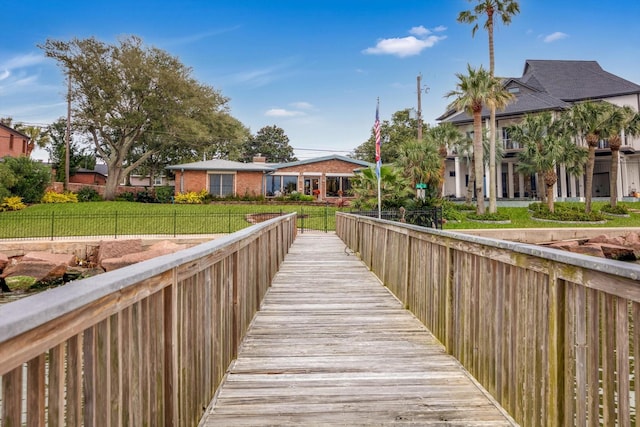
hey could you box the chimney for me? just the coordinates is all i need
[253,153,266,163]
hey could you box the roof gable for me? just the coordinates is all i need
[272,154,371,170]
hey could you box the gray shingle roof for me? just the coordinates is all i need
[521,60,640,101]
[166,159,276,172]
[439,59,640,124]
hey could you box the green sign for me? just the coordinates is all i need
[416,183,427,189]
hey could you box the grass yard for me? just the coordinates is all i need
[1,201,345,238]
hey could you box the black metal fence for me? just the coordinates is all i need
[350,208,443,230]
[0,206,442,240]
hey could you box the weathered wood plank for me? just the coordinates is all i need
[200,234,515,426]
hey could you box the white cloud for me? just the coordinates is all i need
[1,53,45,70]
[363,35,446,57]
[433,25,447,32]
[410,26,430,36]
[290,101,313,110]
[543,32,568,43]
[265,108,305,117]
[0,70,10,81]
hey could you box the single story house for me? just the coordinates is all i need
[166,154,372,202]
[438,60,640,201]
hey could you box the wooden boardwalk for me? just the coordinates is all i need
[199,234,516,426]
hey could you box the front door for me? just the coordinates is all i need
[304,177,320,198]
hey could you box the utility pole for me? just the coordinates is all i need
[417,74,423,141]
[64,73,71,190]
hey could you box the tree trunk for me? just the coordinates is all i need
[473,109,485,214]
[487,8,497,214]
[610,137,621,207]
[544,169,558,213]
[466,157,475,205]
[103,173,121,201]
[584,136,598,213]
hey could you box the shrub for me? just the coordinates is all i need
[174,189,208,204]
[467,211,510,222]
[155,186,174,204]
[1,156,51,203]
[41,191,78,203]
[76,186,102,202]
[529,202,606,222]
[0,196,26,212]
[286,191,314,202]
[135,190,157,203]
[600,204,629,215]
[115,192,135,202]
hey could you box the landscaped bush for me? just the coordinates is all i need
[286,191,314,202]
[115,192,135,202]
[0,196,26,211]
[174,189,208,204]
[76,186,103,202]
[155,186,174,204]
[135,190,157,203]
[466,211,510,222]
[1,156,51,203]
[529,202,606,222]
[600,204,629,215]
[41,191,78,204]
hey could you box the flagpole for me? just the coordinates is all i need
[374,98,381,219]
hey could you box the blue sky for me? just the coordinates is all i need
[2,0,640,161]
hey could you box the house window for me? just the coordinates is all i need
[507,87,520,94]
[326,176,352,197]
[9,135,14,150]
[502,128,519,149]
[266,175,298,196]
[209,173,234,197]
[449,171,455,177]
[153,176,163,186]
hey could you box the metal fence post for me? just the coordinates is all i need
[114,211,118,239]
[50,211,54,241]
[324,202,328,233]
[173,210,177,237]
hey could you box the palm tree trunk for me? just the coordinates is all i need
[473,110,485,214]
[544,169,558,213]
[585,145,596,213]
[488,9,497,214]
[466,158,475,204]
[610,147,620,207]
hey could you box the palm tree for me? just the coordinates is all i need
[445,64,513,214]
[396,138,442,197]
[350,165,412,210]
[603,105,640,207]
[14,124,51,157]
[509,112,587,212]
[458,0,520,214]
[563,102,610,213]
[428,123,464,197]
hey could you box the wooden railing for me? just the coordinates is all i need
[0,213,296,427]
[338,212,640,427]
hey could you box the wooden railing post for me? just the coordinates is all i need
[164,277,179,427]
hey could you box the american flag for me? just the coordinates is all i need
[374,101,381,178]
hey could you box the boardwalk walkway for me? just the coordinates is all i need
[199,234,516,426]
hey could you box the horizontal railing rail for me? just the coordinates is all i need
[0,213,297,426]
[337,212,640,427]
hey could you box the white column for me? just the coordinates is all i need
[454,157,463,198]
[484,164,490,197]
[497,162,503,199]
[559,164,567,199]
[622,156,630,197]
[518,173,525,198]
[578,174,585,198]
[570,174,577,198]
[507,162,515,198]
[617,155,624,201]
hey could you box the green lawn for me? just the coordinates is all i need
[443,201,640,230]
[0,201,344,238]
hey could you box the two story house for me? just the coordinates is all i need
[438,60,640,201]
[0,123,30,157]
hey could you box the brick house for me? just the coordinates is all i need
[166,155,372,202]
[0,123,30,157]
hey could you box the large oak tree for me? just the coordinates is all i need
[41,36,235,200]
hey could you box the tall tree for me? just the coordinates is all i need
[352,109,425,164]
[458,0,520,214]
[40,36,234,200]
[46,118,95,182]
[445,64,513,214]
[563,102,610,213]
[242,125,296,163]
[602,105,640,207]
[509,112,587,213]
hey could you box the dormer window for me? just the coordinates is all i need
[507,87,520,94]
